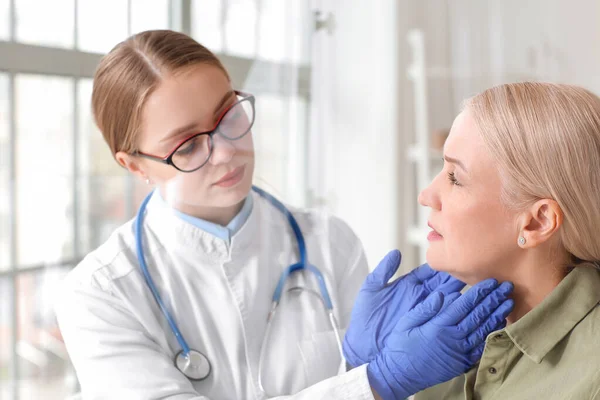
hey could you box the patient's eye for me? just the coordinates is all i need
[447,171,461,186]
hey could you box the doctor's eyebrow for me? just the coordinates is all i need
[160,90,236,143]
[212,89,236,118]
[444,155,468,172]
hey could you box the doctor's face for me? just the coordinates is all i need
[135,63,255,211]
[418,110,520,285]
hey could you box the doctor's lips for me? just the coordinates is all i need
[427,222,443,241]
[214,165,246,187]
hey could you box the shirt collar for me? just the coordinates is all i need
[154,190,254,244]
[503,266,600,363]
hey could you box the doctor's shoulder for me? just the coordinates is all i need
[56,217,140,300]
[257,193,364,250]
[257,193,368,273]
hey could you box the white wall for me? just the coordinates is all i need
[448,0,600,109]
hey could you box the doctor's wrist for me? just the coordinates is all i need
[366,357,411,400]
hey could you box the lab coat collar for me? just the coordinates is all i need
[143,190,262,262]
[153,190,254,244]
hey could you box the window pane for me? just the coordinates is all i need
[0,277,14,399]
[130,0,169,35]
[252,94,308,204]
[78,0,128,54]
[0,74,9,271]
[17,268,78,399]
[223,0,257,58]
[191,0,225,52]
[15,0,75,48]
[15,75,74,268]
[77,80,149,254]
[0,0,9,40]
[202,0,310,62]
[253,94,286,195]
[257,0,310,63]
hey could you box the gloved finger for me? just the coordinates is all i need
[468,343,485,365]
[456,281,514,335]
[393,291,444,333]
[407,263,438,283]
[342,335,368,368]
[364,250,402,289]
[463,298,514,350]
[425,272,466,295]
[440,292,461,312]
[435,278,499,325]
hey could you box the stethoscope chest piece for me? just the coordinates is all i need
[175,349,212,381]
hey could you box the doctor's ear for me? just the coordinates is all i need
[518,199,563,248]
[115,151,148,182]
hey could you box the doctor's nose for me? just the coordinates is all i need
[209,134,236,165]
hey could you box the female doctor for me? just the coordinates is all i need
[55,30,514,400]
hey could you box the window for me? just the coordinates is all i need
[15,0,75,48]
[0,277,12,399]
[192,0,310,64]
[15,75,74,267]
[0,73,8,271]
[130,0,170,35]
[77,0,128,53]
[191,0,224,52]
[0,0,9,40]
[0,2,181,398]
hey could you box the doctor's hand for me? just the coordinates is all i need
[343,250,466,367]
[367,278,515,400]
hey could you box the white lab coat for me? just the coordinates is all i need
[55,190,374,400]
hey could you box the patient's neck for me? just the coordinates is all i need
[504,252,569,324]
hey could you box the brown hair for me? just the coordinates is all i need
[91,30,229,156]
[465,82,600,265]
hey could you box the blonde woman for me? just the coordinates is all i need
[415,82,600,399]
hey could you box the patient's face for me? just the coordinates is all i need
[418,110,520,284]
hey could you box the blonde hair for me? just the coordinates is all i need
[465,82,600,266]
[91,30,229,156]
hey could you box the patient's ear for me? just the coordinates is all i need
[519,199,563,248]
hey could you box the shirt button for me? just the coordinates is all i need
[488,367,497,374]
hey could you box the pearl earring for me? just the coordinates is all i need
[518,236,526,246]
[145,178,151,185]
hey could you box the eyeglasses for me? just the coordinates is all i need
[134,90,255,173]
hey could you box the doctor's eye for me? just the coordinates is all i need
[176,141,197,156]
[447,172,461,186]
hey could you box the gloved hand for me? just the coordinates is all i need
[367,279,514,400]
[343,250,466,367]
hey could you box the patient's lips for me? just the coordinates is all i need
[427,221,443,241]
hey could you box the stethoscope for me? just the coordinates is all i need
[134,185,344,386]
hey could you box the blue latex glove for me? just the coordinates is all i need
[343,250,466,367]
[367,279,515,400]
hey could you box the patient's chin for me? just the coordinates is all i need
[425,252,453,272]
[426,260,479,284]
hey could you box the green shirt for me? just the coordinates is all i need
[415,266,600,400]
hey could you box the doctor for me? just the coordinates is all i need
[55,30,514,400]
